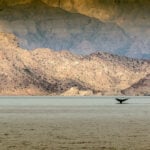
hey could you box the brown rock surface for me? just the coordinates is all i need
[0,33,149,96]
[0,0,149,59]
[122,74,150,96]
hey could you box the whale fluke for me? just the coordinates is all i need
[115,98,129,104]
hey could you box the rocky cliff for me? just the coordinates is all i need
[0,0,149,59]
[0,33,149,96]
[122,74,150,96]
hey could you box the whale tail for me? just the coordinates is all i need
[115,98,129,104]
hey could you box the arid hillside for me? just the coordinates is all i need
[122,74,150,96]
[0,0,149,59]
[0,33,149,96]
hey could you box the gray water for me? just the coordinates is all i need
[0,96,149,106]
[0,96,150,150]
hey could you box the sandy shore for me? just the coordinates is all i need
[0,99,150,150]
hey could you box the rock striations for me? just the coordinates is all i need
[0,0,149,59]
[122,74,150,96]
[0,33,149,96]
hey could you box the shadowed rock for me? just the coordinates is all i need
[0,33,150,96]
[0,0,149,59]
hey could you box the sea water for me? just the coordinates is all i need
[0,96,149,106]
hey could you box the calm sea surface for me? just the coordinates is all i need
[0,96,149,106]
[0,96,150,150]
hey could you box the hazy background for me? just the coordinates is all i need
[0,0,149,59]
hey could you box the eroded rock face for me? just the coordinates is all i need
[0,0,32,8]
[0,33,150,96]
[0,0,149,59]
[122,74,150,96]
[0,1,129,56]
[41,0,150,59]
[3,0,147,22]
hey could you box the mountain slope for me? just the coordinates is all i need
[0,1,129,55]
[0,0,149,59]
[0,33,149,96]
[122,74,150,96]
